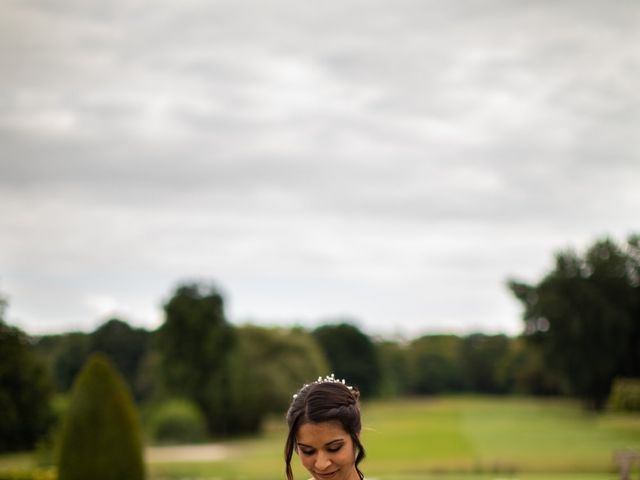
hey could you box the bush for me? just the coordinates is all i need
[608,377,640,412]
[0,468,55,480]
[148,399,207,444]
[57,353,145,480]
[0,321,54,452]
[33,395,71,467]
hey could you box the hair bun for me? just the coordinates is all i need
[350,387,360,403]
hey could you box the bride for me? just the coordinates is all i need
[284,375,366,480]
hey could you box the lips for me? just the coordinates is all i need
[314,471,338,479]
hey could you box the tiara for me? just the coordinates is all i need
[292,373,353,399]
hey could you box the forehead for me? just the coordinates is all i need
[296,421,349,446]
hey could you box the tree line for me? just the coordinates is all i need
[1,233,638,452]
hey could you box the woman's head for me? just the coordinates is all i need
[284,376,365,480]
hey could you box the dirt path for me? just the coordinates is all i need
[146,443,230,463]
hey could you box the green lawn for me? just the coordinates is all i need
[1,396,638,480]
[362,396,639,475]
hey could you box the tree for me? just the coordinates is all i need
[508,235,640,409]
[376,340,410,397]
[312,322,381,397]
[501,337,562,396]
[0,294,54,452]
[34,333,88,392]
[460,334,511,393]
[89,318,152,401]
[49,333,90,392]
[235,325,329,412]
[208,325,330,435]
[406,335,465,394]
[155,282,236,436]
[57,353,145,480]
[34,320,155,402]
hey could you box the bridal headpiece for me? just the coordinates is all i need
[292,373,353,399]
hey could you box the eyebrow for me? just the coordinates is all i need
[297,439,345,448]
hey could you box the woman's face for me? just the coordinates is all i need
[296,420,359,480]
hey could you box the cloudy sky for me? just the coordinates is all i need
[1,0,639,338]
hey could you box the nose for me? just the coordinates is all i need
[314,451,332,471]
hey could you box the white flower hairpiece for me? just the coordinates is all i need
[292,373,353,399]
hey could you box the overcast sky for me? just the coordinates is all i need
[1,0,639,338]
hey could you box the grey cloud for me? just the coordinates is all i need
[1,0,639,335]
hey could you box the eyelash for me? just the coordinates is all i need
[301,445,343,456]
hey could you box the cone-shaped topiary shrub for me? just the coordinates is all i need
[57,352,145,480]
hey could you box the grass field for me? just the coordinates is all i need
[363,396,639,473]
[1,396,638,480]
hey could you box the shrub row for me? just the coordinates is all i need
[608,377,640,412]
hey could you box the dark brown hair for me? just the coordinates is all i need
[284,381,365,480]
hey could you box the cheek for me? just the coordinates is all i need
[299,453,314,470]
[337,449,354,465]
[340,444,358,464]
